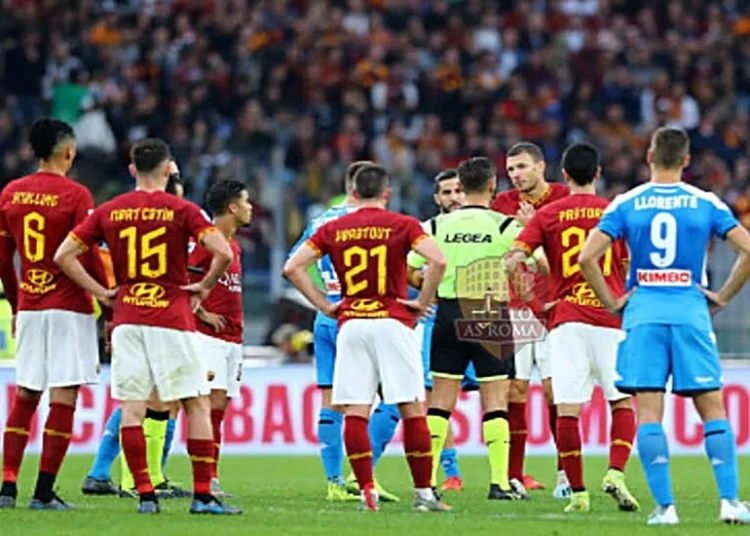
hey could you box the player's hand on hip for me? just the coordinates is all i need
[200,310,226,332]
[181,282,211,312]
[516,202,535,226]
[543,300,559,312]
[398,298,430,319]
[697,284,727,315]
[608,288,635,316]
[96,287,118,309]
[321,301,340,319]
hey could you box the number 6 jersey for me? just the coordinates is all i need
[0,171,103,314]
[597,182,738,331]
[70,190,217,331]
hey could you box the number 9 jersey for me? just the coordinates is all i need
[598,182,738,332]
[70,190,217,331]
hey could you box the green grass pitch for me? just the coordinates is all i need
[1,455,749,535]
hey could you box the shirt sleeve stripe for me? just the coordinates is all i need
[305,239,323,257]
[68,232,90,252]
[498,216,514,235]
[411,234,428,250]
[512,240,533,255]
[196,226,218,243]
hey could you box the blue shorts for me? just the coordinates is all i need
[616,324,723,396]
[313,315,337,388]
[421,319,479,392]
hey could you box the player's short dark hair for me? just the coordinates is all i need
[130,138,172,174]
[650,127,690,170]
[345,160,376,191]
[205,180,247,216]
[28,118,75,160]
[506,141,544,163]
[561,143,600,186]
[353,164,389,199]
[457,157,496,194]
[434,169,459,194]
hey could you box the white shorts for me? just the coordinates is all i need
[332,319,425,405]
[16,309,99,391]
[111,324,209,402]
[514,328,552,381]
[194,332,243,398]
[549,322,629,404]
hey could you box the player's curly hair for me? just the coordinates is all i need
[28,118,75,160]
[205,179,248,216]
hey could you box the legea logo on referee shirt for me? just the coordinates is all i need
[455,256,546,357]
[123,282,169,308]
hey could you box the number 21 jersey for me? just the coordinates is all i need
[71,190,217,330]
[597,182,738,331]
[307,207,428,329]
[0,172,98,314]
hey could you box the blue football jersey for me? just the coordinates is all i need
[288,203,358,303]
[597,182,738,331]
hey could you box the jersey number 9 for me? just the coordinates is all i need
[22,212,46,263]
[119,226,168,278]
[649,213,677,267]
[562,226,612,277]
[343,245,387,296]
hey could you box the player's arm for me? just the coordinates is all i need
[54,212,116,306]
[0,233,18,315]
[283,240,334,316]
[704,226,750,308]
[410,236,446,307]
[194,231,233,291]
[579,229,623,313]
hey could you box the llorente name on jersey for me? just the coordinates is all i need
[634,195,699,211]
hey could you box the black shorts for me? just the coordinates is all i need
[430,299,515,382]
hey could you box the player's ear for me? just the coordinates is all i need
[489,176,497,194]
[646,148,654,166]
[128,163,137,178]
[682,153,691,170]
[383,187,391,203]
[595,166,602,181]
[352,189,360,200]
[538,159,546,174]
[561,169,572,184]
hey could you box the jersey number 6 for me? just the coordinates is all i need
[23,211,46,263]
[343,245,387,296]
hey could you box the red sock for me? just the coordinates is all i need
[508,402,527,481]
[2,395,39,483]
[344,415,373,491]
[609,408,636,472]
[548,404,563,471]
[188,439,214,495]
[39,403,75,476]
[403,416,432,489]
[121,425,154,495]
[556,416,584,490]
[210,409,224,479]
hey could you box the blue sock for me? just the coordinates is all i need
[318,408,344,481]
[369,403,401,468]
[440,448,461,478]
[162,418,176,473]
[88,407,122,480]
[704,419,739,500]
[637,422,674,507]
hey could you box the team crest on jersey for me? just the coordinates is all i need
[123,282,169,308]
[455,256,547,357]
[20,268,56,294]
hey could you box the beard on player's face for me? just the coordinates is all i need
[439,200,462,213]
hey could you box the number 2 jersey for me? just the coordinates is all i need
[597,182,738,332]
[70,190,217,331]
[307,207,428,329]
[514,193,628,331]
[0,171,103,314]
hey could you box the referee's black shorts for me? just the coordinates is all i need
[430,299,515,383]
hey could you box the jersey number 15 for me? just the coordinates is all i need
[119,226,168,278]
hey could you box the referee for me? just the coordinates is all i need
[409,157,534,501]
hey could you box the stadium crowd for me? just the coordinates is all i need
[2,0,750,252]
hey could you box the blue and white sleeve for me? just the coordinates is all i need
[597,197,626,241]
[288,223,314,260]
[710,195,739,239]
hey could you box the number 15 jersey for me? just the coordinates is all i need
[71,190,217,331]
[597,182,738,331]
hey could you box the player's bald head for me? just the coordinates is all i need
[353,164,389,200]
[649,127,690,171]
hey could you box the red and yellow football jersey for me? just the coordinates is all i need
[0,172,102,314]
[514,194,628,330]
[307,207,427,329]
[71,190,216,331]
[491,182,570,215]
[189,238,243,343]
